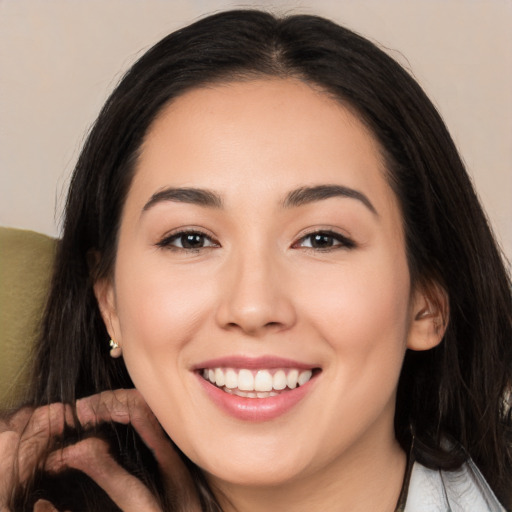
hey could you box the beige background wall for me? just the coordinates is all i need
[0,0,511,261]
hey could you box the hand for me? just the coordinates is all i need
[33,499,67,512]
[0,390,201,512]
[46,389,201,512]
[0,403,73,511]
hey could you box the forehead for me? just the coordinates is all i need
[127,78,398,216]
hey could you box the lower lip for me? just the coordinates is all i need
[196,372,317,422]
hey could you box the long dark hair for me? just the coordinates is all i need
[9,9,512,510]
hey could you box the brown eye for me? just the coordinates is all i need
[179,233,207,249]
[295,231,355,251]
[309,233,336,248]
[157,231,219,250]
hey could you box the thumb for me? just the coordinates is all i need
[33,499,61,512]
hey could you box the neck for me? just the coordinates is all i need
[208,430,407,512]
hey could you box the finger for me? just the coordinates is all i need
[33,499,59,512]
[76,389,200,507]
[1,405,75,509]
[76,390,174,470]
[1,404,74,504]
[0,431,21,507]
[76,389,147,431]
[16,403,74,482]
[24,403,74,439]
[46,438,162,512]
[6,406,34,432]
[76,389,158,434]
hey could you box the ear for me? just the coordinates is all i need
[93,277,121,344]
[407,281,449,351]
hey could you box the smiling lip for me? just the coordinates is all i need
[193,356,320,422]
[193,355,317,371]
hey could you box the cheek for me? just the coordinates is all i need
[304,254,409,329]
[334,265,409,344]
[115,259,210,347]
[300,249,411,395]
[111,252,217,399]
[285,253,411,460]
[111,255,218,435]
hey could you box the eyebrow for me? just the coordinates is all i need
[142,187,223,212]
[283,185,378,215]
[141,184,377,216]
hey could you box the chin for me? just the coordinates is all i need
[186,435,319,490]
[203,458,308,488]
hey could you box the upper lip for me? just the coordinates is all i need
[192,355,319,371]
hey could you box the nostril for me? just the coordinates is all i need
[224,320,283,334]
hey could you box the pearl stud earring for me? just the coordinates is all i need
[109,339,122,358]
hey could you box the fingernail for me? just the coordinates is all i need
[34,499,58,511]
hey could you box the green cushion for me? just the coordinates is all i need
[0,227,56,409]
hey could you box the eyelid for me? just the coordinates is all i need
[156,227,220,250]
[292,228,356,250]
[154,226,355,252]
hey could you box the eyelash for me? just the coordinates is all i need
[293,230,356,251]
[156,229,219,252]
[156,229,355,252]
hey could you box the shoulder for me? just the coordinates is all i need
[402,458,507,512]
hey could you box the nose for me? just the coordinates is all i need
[215,248,297,336]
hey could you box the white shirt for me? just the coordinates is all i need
[404,459,507,511]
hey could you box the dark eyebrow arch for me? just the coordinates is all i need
[142,187,223,213]
[282,185,378,215]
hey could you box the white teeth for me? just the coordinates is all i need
[255,391,278,398]
[287,369,299,389]
[298,370,312,386]
[254,370,273,392]
[238,369,254,391]
[214,368,225,387]
[225,369,238,389]
[273,370,287,390]
[202,367,315,394]
[230,389,279,399]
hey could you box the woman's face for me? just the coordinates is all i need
[99,79,434,489]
